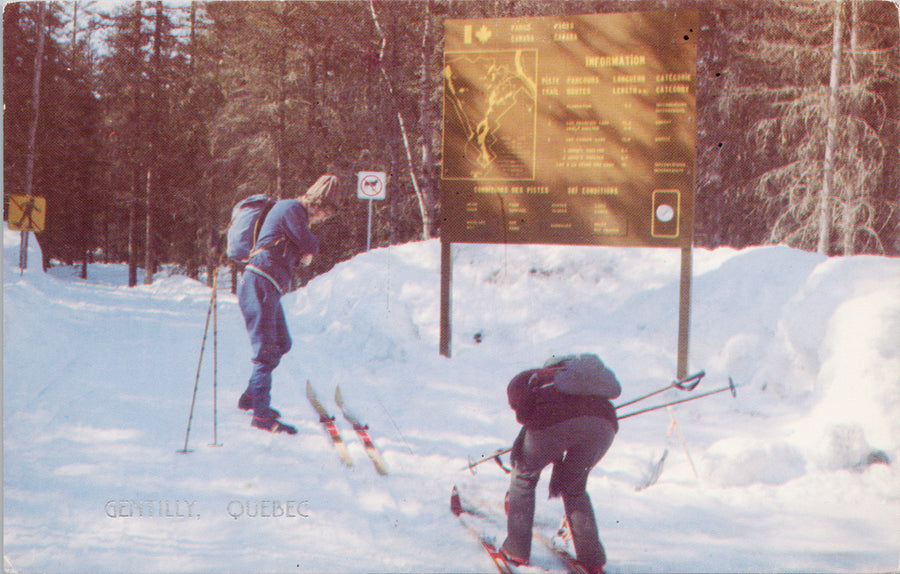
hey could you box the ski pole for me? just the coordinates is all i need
[209,269,222,447]
[614,370,705,410]
[178,278,217,454]
[615,371,705,481]
[618,377,738,420]
[616,372,705,482]
[667,406,699,479]
[463,375,733,473]
[464,447,513,473]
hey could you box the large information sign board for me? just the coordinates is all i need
[440,11,697,247]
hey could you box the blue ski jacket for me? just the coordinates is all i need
[245,200,319,293]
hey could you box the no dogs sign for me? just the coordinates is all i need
[356,172,388,201]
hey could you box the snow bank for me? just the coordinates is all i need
[3,228,44,280]
[746,255,900,472]
[3,228,899,573]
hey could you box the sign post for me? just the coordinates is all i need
[440,237,452,357]
[356,171,388,251]
[439,11,698,361]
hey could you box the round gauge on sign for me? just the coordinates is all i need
[655,203,675,222]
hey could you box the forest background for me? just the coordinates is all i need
[3,0,899,288]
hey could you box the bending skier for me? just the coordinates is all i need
[501,353,621,573]
[237,174,341,434]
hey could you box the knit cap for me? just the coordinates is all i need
[305,174,341,208]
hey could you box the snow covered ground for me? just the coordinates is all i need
[3,227,899,573]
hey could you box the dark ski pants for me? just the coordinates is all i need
[237,270,292,416]
[501,416,616,570]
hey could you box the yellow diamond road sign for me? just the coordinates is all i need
[7,195,46,232]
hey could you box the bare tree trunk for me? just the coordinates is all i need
[419,1,438,237]
[144,165,153,284]
[128,168,138,287]
[277,36,286,198]
[190,2,216,287]
[841,0,860,256]
[189,1,196,77]
[144,1,164,284]
[272,3,289,198]
[71,1,78,49]
[368,0,435,239]
[20,2,47,271]
[128,1,143,287]
[817,0,844,255]
[72,1,90,279]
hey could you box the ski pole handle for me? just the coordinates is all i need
[615,370,706,410]
[672,370,705,391]
[463,447,512,473]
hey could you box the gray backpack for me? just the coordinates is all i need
[544,353,621,399]
[225,194,276,262]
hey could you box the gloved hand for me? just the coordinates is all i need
[527,367,557,390]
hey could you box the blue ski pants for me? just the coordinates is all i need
[502,416,616,570]
[237,270,292,416]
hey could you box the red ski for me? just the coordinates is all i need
[452,485,594,574]
[451,486,518,574]
[306,381,352,467]
[532,518,591,574]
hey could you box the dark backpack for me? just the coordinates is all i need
[225,195,276,262]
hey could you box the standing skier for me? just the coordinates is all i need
[501,354,621,573]
[237,174,341,434]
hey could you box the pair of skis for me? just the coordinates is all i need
[305,381,388,475]
[451,485,591,574]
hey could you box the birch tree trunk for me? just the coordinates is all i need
[418,1,437,238]
[841,0,860,255]
[272,3,291,199]
[128,1,143,287]
[72,1,90,279]
[144,1,164,284]
[817,0,844,255]
[20,1,46,271]
[368,0,435,240]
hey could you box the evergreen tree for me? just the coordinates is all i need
[168,1,226,283]
[5,0,897,282]
[99,1,151,286]
[99,0,184,285]
[4,2,104,272]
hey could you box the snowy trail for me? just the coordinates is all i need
[4,229,899,573]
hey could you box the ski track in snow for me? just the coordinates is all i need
[3,229,899,573]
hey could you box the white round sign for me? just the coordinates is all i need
[357,171,388,200]
[655,203,675,222]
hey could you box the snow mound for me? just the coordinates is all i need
[701,437,806,487]
[3,230,899,573]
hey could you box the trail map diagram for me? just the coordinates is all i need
[442,49,537,180]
